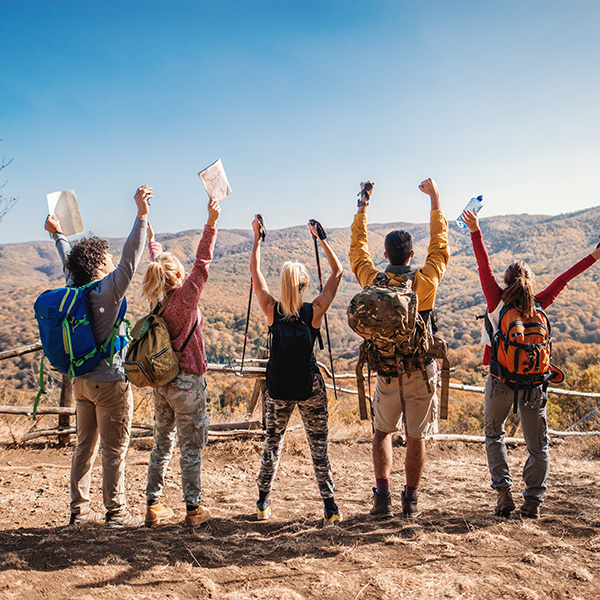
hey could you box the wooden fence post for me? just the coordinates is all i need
[58,375,73,446]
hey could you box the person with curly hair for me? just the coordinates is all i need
[44,185,151,527]
[64,236,111,287]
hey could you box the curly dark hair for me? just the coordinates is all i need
[65,236,109,287]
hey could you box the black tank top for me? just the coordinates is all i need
[266,303,322,401]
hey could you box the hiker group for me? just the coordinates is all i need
[38,177,600,528]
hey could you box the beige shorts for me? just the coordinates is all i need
[372,361,438,438]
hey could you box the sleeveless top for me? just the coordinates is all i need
[266,302,322,401]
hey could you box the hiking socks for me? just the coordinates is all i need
[404,485,419,499]
[376,478,390,497]
[258,490,270,505]
[323,497,338,516]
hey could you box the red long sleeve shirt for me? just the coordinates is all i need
[470,229,596,364]
[148,225,217,376]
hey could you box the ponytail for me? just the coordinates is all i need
[279,261,309,318]
[141,252,185,307]
[502,260,536,317]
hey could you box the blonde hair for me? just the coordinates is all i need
[141,252,185,307]
[502,260,536,317]
[279,261,309,318]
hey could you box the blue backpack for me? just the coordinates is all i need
[33,281,129,416]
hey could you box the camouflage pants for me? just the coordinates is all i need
[257,371,335,500]
[146,371,209,507]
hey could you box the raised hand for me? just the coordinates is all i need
[44,214,62,235]
[461,210,480,232]
[207,198,221,228]
[134,185,152,219]
[418,178,439,199]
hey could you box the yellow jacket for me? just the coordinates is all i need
[349,210,449,312]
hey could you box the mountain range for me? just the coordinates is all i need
[2,206,600,387]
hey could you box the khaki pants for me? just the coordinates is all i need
[70,379,133,515]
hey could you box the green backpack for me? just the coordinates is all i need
[347,271,450,421]
[124,292,197,388]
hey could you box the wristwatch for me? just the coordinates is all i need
[357,190,370,207]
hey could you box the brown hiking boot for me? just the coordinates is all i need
[183,505,211,527]
[520,499,540,519]
[495,489,516,518]
[401,490,421,518]
[370,489,393,518]
[69,508,104,525]
[145,499,174,527]
[105,509,144,528]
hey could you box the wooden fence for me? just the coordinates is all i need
[1,341,599,445]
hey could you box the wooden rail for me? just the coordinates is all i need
[2,341,600,443]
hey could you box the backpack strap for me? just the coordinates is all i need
[155,290,175,316]
[356,342,369,420]
[155,290,198,355]
[178,318,199,354]
[298,303,324,350]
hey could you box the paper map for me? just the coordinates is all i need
[198,159,232,201]
[47,190,84,236]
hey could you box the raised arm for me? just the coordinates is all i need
[250,216,277,324]
[349,180,379,288]
[462,209,503,311]
[178,198,220,306]
[310,222,344,328]
[536,245,600,309]
[45,214,72,284]
[102,185,150,302]
[414,178,450,311]
[147,222,163,261]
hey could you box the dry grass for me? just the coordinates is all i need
[1,423,600,599]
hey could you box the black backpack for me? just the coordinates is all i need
[266,303,323,401]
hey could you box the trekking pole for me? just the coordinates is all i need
[309,219,338,399]
[241,214,266,374]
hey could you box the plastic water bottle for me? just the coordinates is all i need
[456,195,483,229]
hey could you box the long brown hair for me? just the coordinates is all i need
[502,260,536,317]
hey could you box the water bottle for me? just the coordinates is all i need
[456,195,483,229]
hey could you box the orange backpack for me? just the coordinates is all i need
[485,302,564,411]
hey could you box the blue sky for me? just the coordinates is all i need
[1,0,599,243]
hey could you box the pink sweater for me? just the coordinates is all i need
[470,229,596,365]
[148,225,217,376]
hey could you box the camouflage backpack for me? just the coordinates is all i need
[347,271,450,421]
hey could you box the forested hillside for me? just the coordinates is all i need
[2,207,600,394]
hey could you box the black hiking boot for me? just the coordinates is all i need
[369,488,393,518]
[495,489,516,518]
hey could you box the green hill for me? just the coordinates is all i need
[2,207,600,389]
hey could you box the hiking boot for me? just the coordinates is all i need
[69,508,104,525]
[324,507,343,526]
[256,500,271,521]
[183,505,211,527]
[145,499,174,527]
[495,489,516,518]
[520,499,540,519]
[105,509,144,528]
[370,488,393,519]
[401,490,422,518]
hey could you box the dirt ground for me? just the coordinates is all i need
[1,423,599,600]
